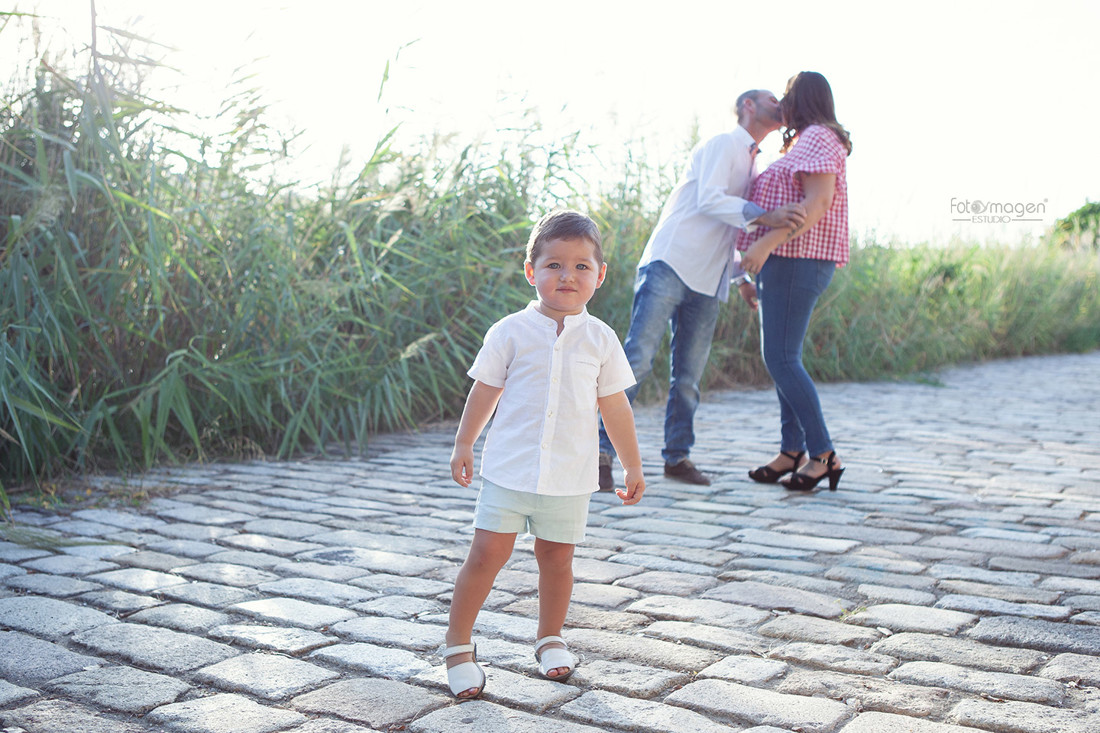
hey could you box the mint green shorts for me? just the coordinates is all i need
[474,479,591,544]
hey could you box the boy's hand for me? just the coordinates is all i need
[450,445,475,487]
[616,467,646,505]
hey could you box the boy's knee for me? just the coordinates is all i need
[534,541,575,570]
[467,536,514,572]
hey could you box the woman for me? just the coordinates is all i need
[738,71,852,492]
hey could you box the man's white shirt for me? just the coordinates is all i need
[636,125,760,301]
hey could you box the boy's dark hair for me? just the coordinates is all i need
[526,209,603,264]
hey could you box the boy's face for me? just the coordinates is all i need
[524,236,606,320]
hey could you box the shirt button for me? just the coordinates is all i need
[541,443,549,449]
[547,411,553,417]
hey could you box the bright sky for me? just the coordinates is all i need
[15,0,1100,244]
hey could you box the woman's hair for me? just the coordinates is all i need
[526,209,604,264]
[780,72,852,155]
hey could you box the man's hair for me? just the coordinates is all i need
[526,209,603,264]
[780,71,852,155]
[735,89,765,122]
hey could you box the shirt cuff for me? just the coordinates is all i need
[742,202,767,224]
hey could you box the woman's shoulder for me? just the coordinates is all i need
[792,125,847,161]
[802,124,847,149]
[798,124,838,145]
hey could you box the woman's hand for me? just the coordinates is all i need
[740,239,777,277]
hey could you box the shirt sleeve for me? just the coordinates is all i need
[467,322,509,388]
[693,135,754,230]
[596,334,637,398]
[791,126,846,177]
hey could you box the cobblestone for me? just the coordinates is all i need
[146,693,307,733]
[0,631,101,686]
[665,678,850,732]
[0,595,117,639]
[72,623,240,672]
[890,660,1067,704]
[43,665,190,713]
[290,678,448,727]
[194,651,339,699]
[778,669,951,717]
[0,352,1097,731]
[870,631,1049,674]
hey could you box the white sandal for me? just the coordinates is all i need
[443,643,486,699]
[534,635,576,682]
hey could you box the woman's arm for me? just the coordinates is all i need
[740,172,837,275]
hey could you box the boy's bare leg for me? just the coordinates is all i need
[534,537,576,678]
[446,529,516,695]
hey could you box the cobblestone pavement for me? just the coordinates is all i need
[1,351,1099,733]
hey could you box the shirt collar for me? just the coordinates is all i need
[524,301,589,329]
[732,125,755,149]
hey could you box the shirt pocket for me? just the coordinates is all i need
[570,358,601,408]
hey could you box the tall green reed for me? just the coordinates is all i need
[0,23,557,497]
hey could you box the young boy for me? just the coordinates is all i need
[444,209,646,699]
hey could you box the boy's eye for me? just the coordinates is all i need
[547,263,560,269]
[577,263,589,270]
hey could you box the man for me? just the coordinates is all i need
[598,89,805,488]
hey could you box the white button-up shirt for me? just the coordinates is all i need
[468,302,636,496]
[637,125,760,301]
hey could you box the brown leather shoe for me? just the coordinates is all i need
[598,453,614,492]
[664,458,710,485]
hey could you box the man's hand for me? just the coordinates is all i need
[757,202,806,230]
[737,280,759,311]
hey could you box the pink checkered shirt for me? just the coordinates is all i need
[737,125,849,266]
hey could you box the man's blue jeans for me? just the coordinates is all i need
[599,260,720,465]
[756,255,836,457]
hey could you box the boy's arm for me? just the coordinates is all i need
[450,380,504,487]
[597,390,646,505]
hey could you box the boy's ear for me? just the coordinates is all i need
[524,260,536,285]
[596,262,608,288]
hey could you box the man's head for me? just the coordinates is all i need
[736,89,782,135]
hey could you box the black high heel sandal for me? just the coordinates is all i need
[748,450,806,484]
[781,451,844,492]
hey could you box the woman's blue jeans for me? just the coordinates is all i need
[598,260,719,465]
[757,255,836,457]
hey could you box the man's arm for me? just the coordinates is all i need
[693,136,758,230]
[596,391,646,505]
[450,380,504,487]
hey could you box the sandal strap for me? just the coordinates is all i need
[443,643,476,659]
[780,450,805,461]
[534,635,566,654]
